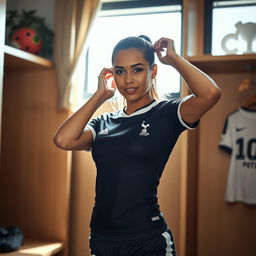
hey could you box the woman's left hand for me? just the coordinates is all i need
[153,37,178,66]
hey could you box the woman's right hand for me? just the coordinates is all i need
[53,68,117,151]
[96,68,116,100]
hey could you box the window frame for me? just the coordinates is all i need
[83,0,183,99]
[101,0,182,10]
[204,0,256,54]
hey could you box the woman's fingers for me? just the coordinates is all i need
[98,68,113,79]
[98,68,117,95]
[153,37,169,50]
[153,38,175,52]
[153,37,177,65]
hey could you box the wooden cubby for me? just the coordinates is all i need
[4,45,54,70]
[0,1,71,256]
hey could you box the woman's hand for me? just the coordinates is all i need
[153,38,221,125]
[96,68,117,100]
[153,37,178,66]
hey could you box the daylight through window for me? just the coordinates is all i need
[206,0,256,55]
[84,2,182,100]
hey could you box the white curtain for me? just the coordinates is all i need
[54,0,101,110]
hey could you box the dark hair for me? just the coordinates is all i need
[111,35,155,68]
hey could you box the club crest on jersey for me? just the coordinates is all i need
[139,121,150,136]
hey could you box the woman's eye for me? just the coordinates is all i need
[134,67,143,73]
[115,69,124,75]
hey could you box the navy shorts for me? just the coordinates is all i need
[89,228,176,256]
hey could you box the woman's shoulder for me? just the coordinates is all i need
[157,97,182,109]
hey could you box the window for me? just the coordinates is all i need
[84,0,182,100]
[204,0,256,55]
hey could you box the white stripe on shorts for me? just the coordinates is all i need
[162,231,174,256]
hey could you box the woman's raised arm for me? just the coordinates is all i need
[53,68,116,151]
[153,37,221,124]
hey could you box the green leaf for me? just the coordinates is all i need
[34,35,41,43]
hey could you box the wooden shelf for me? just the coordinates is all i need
[187,54,256,73]
[4,45,54,70]
[0,240,64,256]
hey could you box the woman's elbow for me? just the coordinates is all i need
[208,85,222,105]
[213,86,222,102]
[53,134,70,150]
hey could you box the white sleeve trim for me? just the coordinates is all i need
[177,95,197,130]
[86,124,96,141]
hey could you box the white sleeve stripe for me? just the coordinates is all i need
[86,125,96,141]
[177,95,197,130]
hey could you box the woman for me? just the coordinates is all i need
[53,36,221,256]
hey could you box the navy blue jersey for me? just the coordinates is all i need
[86,98,198,240]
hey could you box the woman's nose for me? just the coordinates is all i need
[125,71,133,84]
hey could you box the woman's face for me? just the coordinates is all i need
[112,48,157,104]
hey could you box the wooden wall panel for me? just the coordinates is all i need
[0,69,71,248]
[197,72,256,256]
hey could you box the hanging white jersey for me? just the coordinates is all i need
[219,107,256,204]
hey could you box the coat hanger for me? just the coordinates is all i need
[238,77,253,92]
[240,77,256,109]
[238,65,256,92]
[237,65,256,109]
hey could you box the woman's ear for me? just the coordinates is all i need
[151,64,158,79]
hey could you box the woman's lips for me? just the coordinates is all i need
[124,87,138,94]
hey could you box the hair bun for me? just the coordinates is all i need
[138,35,152,43]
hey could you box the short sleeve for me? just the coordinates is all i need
[177,95,200,130]
[86,117,100,141]
[84,116,101,151]
[163,95,199,133]
[219,117,232,154]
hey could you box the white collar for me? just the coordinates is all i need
[239,107,256,120]
[118,100,159,118]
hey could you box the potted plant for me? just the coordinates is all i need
[6,10,54,58]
